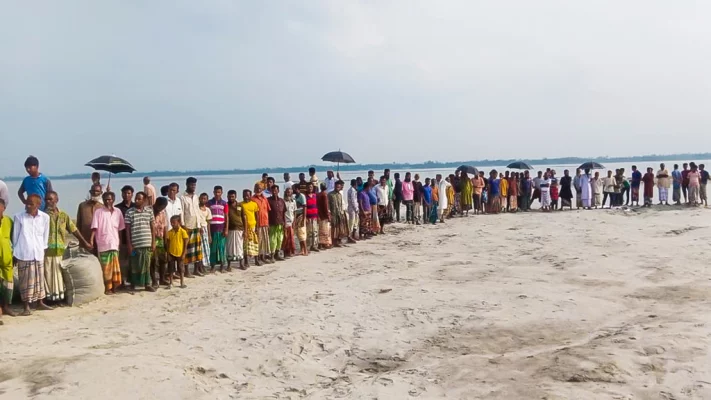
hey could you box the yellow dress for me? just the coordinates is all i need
[0,215,13,303]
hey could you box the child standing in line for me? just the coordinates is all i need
[165,215,188,289]
[18,155,53,211]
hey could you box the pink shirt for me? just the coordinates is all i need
[402,181,414,201]
[91,207,126,253]
[688,171,701,187]
[144,184,157,206]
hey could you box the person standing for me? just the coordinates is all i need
[76,185,104,255]
[303,184,319,252]
[539,173,552,212]
[630,166,642,207]
[532,171,543,204]
[672,164,682,205]
[620,168,630,206]
[152,197,169,287]
[316,183,332,249]
[125,192,156,292]
[437,174,450,222]
[252,186,272,263]
[115,185,135,287]
[180,177,203,277]
[241,190,261,266]
[197,193,212,275]
[368,179,381,233]
[392,173,403,222]
[657,163,671,206]
[376,176,390,233]
[207,186,229,272]
[614,169,625,207]
[292,186,309,255]
[328,181,349,246]
[700,164,709,207]
[602,170,615,208]
[13,195,52,315]
[591,172,603,209]
[268,185,286,260]
[471,172,484,214]
[459,172,473,216]
[681,163,690,204]
[18,156,53,211]
[559,170,574,210]
[44,191,90,302]
[499,172,509,212]
[688,163,701,206]
[580,169,592,210]
[91,192,125,295]
[324,171,337,193]
[520,171,532,211]
[283,188,297,256]
[573,169,583,209]
[412,174,424,224]
[402,173,414,223]
[143,177,157,207]
[283,173,294,193]
[0,199,14,319]
[509,173,519,212]
[358,180,373,239]
[224,190,244,270]
[384,169,395,223]
[0,179,8,210]
[642,167,655,207]
[165,183,184,222]
[254,173,269,194]
[345,180,359,242]
[422,178,433,224]
[487,171,501,214]
[165,216,188,289]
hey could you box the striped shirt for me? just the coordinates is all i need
[305,194,318,219]
[207,198,228,234]
[125,207,154,249]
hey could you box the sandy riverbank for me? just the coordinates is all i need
[1,206,711,399]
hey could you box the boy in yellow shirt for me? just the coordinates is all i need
[240,189,261,267]
[165,215,188,289]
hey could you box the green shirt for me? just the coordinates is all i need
[47,209,76,257]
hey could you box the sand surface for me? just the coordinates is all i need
[1,207,711,399]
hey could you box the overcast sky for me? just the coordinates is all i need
[2,1,710,175]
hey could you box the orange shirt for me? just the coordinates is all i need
[432,186,439,202]
[252,195,270,227]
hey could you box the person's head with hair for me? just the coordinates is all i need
[186,177,197,194]
[168,183,179,199]
[267,177,275,185]
[154,197,168,214]
[120,185,134,205]
[25,194,42,215]
[45,190,59,211]
[227,189,237,203]
[394,172,400,179]
[308,167,316,176]
[24,155,40,177]
[320,182,327,192]
[89,184,103,201]
[350,179,357,187]
[335,180,344,192]
[91,172,101,183]
[261,173,269,182]
[160,185,169,197]
[143,176,151,185]
[170,214,181,229]
[242,189,253,202]
[102,191,116,208]
[284,187,293,199]
[284,172,291,182]
[135,191,147,208]
[271,185,280,197]
[298,172,306,182]
[199,192,209,206]
[384,169,391,179]
[212,185,223,200]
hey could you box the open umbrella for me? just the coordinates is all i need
[321,150,355,172]
[456,165,479,175]
[507,161,534,170]
[85,155,136,186]
[578,161,606,170]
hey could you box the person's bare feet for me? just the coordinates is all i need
[2,307,16,317]
[20,308,31,316]
[37,302,54,311]
[225,266,233,272]
[145,285,156,292]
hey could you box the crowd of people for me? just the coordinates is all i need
[0,156,708,322]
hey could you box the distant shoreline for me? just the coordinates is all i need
[3,153,710,182]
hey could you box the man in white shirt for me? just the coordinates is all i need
[437,174,451,223]
[283,173,294,195]
[165,183,184,224]
[325,171,338,193]
[180,177,202,277]
[13,194,52,315]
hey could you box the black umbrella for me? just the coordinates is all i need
[456,165,479,175]
[578,161,606,170]
[85,155,136,186]
[321,150,355,172]
[507,161,534,170]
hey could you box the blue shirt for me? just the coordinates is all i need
[488,178,500,196]
[423,186,432,204]
[368,187,378,205]
[631,171,642,188]
[672,170,682,188]
[21,174,52,211]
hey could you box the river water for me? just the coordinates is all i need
[3,160,708,216]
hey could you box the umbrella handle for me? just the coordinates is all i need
[107,172,112,190]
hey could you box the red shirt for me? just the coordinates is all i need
[252,195,270,227]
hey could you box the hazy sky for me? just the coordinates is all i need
[2,1,711,175]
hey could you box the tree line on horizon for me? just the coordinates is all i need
[4,153,711,182]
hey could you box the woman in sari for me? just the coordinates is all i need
[0,199,15,319]
[460,172,473,215]
[446,174,456,217]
